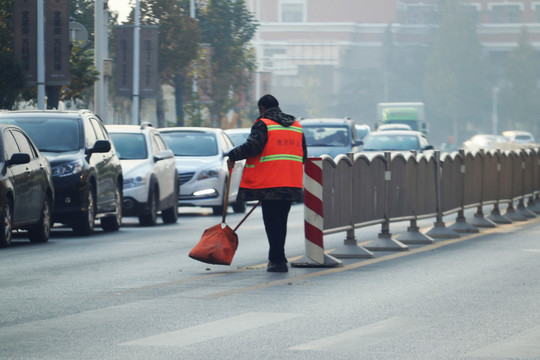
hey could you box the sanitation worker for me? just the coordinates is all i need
[227,94,307,272]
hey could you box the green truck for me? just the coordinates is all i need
[376,102,427,134]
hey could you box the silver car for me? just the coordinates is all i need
[159,127,246,215]
[107,123,178,226]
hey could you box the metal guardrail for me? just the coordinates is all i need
[310,147,540,260]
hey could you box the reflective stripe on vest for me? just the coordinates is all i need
[240,118,303,189]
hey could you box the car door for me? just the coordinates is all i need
[3,129,33,223]
[221,132,243,200]
[87,116,115,210]
[151,131,175,207]
[10,129,48,222]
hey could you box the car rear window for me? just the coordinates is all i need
[161,132,218,156]
[0,117,80,152]
[303,125,349,147]
[363,134,420,151]
[109,133,148,160]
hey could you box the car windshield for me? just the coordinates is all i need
[109,133,147,160]
[303,126,349,147]
[226,132,250,147]
[0,117,80,152]
[161,132,218,156]
[363,134,420,151]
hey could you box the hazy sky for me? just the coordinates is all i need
[108,0,131,23]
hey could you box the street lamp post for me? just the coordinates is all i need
[492,86,500,135]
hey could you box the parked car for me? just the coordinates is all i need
[502,130,536,144]
[106,123,178,226]
[0,110,123,235]
[159,127,246,215]
[0,124,54,247]
[361,130,434,153]
[301,118,363,158]
[355,124,371,140]
[462,134,510,151]
[225,128,251,147]
[377,123,412,131]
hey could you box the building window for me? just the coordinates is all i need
[280,1,305,23]
[404,4,438,25]
[490,4,523,23]
[533,3,540,22]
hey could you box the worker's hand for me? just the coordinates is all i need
[227,159,235,170]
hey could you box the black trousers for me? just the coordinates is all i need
[261,200,292,264]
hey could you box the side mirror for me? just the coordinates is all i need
[354,139,363,147]
[155,149,174,161]
[8,153,30,166]
[89,140,111,154]
[423,145,434,151]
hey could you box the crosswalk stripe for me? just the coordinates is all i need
[289,317,433,352]
[120,312,302,347]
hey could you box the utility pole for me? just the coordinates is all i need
[131,0,141,125]
[37,0,45,109]
[94,0,104,118]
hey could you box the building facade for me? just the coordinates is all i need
[247,0,540,119]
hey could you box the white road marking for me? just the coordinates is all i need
[289,316,433,352]
[466,325,540,358]
[120,312,302,347]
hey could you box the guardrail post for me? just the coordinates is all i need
[292,157,343,268]
[364,152,408,251]
[504,151,528,222]
[529,149,540,213]
[426,150,460,238]
[469,149,496,228]
[488,150,512,224]
[516,150,536,218]
[449,149,479,233]
[397,151,434,245]
[332,152,374,259]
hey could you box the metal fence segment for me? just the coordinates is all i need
[296,147,540,264]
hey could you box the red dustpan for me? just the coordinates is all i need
[189,169,260,265]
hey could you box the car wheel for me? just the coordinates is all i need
[139,186,158,226]
[101,185,122,232]
[212,179,227,216]
[161,182,179,224]
[232,200,246,213]
[0,199,13,247]
[73,185,96,236]
[28,195,52,243]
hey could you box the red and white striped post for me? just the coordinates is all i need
[292,157,342,268]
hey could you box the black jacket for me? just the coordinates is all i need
[228,106,307,201]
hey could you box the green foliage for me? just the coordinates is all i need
[0,52,26,109]
[60,43,99,104]
[424,0,488,143]
[199,0,257,127]
[500,28,540,135]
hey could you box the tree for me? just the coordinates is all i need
[199,0,257,127]
[129,0,200,126]
[0,0,28,109]
[500,27,540,135]
[423,0,488,145]
[60,43,99,106]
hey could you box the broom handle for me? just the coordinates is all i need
[222,167,233,224]
[233,201,261,232]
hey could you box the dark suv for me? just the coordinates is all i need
[0,110,123,235]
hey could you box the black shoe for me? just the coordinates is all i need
[267,262,288,273]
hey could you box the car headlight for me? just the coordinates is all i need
[124,176,146,189]
[197,168,219,180]
[52,159,83,177]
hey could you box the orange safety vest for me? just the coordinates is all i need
[240,118,304,189]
